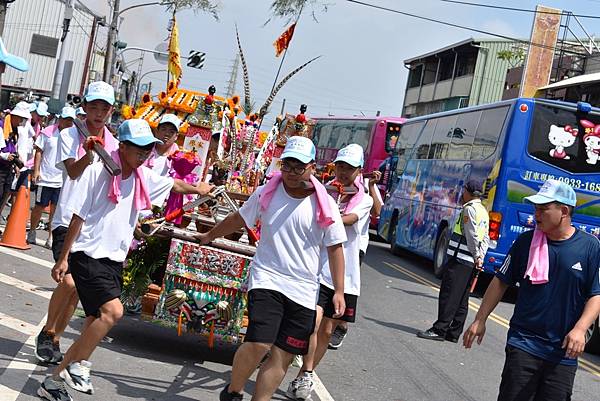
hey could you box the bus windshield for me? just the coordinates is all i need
[529,103,600,174]
[312,119,374,165]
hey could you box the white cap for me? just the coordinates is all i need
[118,119,163,147]
[84,81,115,105]
[10,101,32,119]
[158,113,182,130]
[34,102,50,117]
[334,144,364,168]
[60,106,76,120]
[280,136,316,164]
[75,107,86,116]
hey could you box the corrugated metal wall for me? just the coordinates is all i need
[469,40,520,107]
[2,0,98,95]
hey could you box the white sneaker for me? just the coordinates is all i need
[286,371,314,400]
[291,354,303,367]
[60,360,94,394]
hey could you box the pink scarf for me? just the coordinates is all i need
[259,172,334,228]
[145,143,178,169]
[108,150,152,211]
[343,175,365,213]
[40,124,58,138]
[524,229,549,284]
[77,126,118,159]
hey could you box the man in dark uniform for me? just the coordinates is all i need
[417,180,490,342]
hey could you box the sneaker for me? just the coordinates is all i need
[328,325,348,349]
[286,371,314,400]
[26,229,36,244]
[44,237,53,249]
[291,354,303,368]
[60,360,94,394]
[52,339,64,364]
[219,384,244,401]
[36,221,45,230]
[35,329,55,364]
[37,376,73,401]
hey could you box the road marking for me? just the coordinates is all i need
[313,372,335,401]
[0,272,52,299]
[0,314,47,401]
[0,311,38,335]
[0,246,53,269]
[383,261,600,379]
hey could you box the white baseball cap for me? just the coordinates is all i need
[34,102,50,117]
[118,119,163,147]
[334,144,364,168]
[84,81,115,105]
[524,179,577,207]
[281,136,316,164]
[158,113,182,130]
[10,101,32,119]
[60,106,76,120]
[75,107,86,116]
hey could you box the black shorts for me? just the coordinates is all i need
[69,251,123,318]
[35,186,60,207]
[11,169,29,192]
[245,289,316,355]
[51,226,68,263]
[317,284,358,323]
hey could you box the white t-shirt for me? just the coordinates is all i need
[360,179,381,253]
[51,126,119,230]
[150,154,170,176]
[239,184,347,310]
[320,194,373,296]
[16,124,33,172]
[34,125,62,188]
[65,163,174,262]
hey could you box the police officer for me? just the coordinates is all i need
[417,180,489,342]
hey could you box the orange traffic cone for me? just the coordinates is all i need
[0,185,31,250]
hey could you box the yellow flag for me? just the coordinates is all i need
[168,17,182,85]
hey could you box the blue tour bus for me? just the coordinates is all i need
[379,98,600,276]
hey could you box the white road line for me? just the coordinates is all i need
[0,272,52,299]
[313,372,335,401]
[0,311,38,335]
[0,314,47,401]
[0,245,53,268]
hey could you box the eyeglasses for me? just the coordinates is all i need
[126,144,153,161]
[281,161,309,175]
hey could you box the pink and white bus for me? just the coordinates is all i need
[311,115,406,176]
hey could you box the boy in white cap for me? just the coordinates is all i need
[464,179,600,401]
[75,107,86,121]
[35,82,120,369]
[144,113,181,176]
[197,135,347,401]
[28,106,76,247]
[287,144,373,400]
[37,119,213,401]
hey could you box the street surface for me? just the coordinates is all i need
[0,230,599,401]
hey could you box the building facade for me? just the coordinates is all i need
[402,38,521,118]
[0,0,105,106]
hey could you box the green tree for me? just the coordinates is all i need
[268,0,331,23]
[167,0,221,19]
[497,48,526,67]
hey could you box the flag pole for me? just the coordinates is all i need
[258,4,305,132]
[167,7,177,91]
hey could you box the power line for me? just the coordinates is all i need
[440,0,600,19]
[344,0,589,57]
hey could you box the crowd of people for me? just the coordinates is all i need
[1,79,599,401]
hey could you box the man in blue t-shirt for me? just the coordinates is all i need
[463,179,600,401]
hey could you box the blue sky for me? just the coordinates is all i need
[85,0,600,126]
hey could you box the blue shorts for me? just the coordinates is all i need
[35,185,60,207]
[11,170,29,191]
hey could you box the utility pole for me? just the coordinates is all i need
[0,0,10,37]
[103,0,120,84]
[225,54,239,98]
[51,0,74,99]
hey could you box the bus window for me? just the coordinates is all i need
[415,119,436,159]
[448,111,479,160]
[395,121,424,175]
[428,115,456,159]
[529,104,600,174]
[386,122,403,153]
[314,121,335,148]
[472,106,510,160]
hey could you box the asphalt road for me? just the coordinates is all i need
[0,231,599,401]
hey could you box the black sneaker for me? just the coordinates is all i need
[220,384,244,401]
[26,229,36,244]
[52,339,64,364]
[416,329,445,341]
[37,376,73,401]
[328,325,348,349]
[35,329,55,364]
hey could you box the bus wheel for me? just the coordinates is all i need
[433,228,450,278]
[389,217,402,256]
[585,317,600,355]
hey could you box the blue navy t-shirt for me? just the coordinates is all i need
[496,229,600,365]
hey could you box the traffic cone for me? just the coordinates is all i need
[0,185,31,250]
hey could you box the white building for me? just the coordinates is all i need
[1,0,106,103]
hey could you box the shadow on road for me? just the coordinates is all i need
[362,315,420,336]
